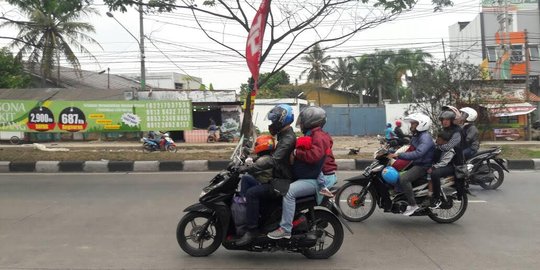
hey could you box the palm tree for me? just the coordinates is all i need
[299,43,332,105]
[391,49,432,101]
[329,57,354,92]
[1,0,101,85]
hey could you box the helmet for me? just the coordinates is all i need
[395,120,402,127]
[404,113,431,132]
[254,135,275,155]
[459,107,478,122]
[267,104,294,135]
[297,106,326,134]
[440,105,461,121]
[386,123,392,128]
[382,166,399,185]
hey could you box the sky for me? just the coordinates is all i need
[0,0,483,91]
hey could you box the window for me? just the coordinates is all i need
[174,83,184,90]
[511,45,523,62]
[487,46,498,62]
[498,116,519,124]
[529,45,540,61]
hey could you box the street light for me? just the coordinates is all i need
[106,10,145,99]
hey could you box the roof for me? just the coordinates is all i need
[0,88,128,101]
[51,66,142,90]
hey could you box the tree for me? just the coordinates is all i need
[1,0,101,84]
[0,47,31,88]
[391,48,432,101]
[239,70,291,99]
[299,44,332,105]
[329,57,355,92]
[408,56,485,131]
[104,0,453,137]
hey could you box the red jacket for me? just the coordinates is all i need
[295,127,337,174]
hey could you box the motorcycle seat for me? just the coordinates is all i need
[471,148,499,158]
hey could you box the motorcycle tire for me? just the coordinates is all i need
[167,145,178,153]
[176,211,222,257]
[302,210,344,259]
[10,136,21,145]
[478,163,504,190]
[428,193,468,224]
[334,182,376,222]
[142,142,153,153]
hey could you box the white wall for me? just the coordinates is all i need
[252,99,308,133]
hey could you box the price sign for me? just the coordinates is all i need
[58,107,87,132]
[26,106,55,131]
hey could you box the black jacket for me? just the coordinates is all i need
[394,126,406,139]
[246,126,296,180]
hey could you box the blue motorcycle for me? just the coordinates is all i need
[142,133,177,153]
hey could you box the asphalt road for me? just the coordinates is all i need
[0,171,539,270]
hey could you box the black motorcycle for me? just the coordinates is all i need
[176,140,351,259]
[335,147,468,224]
[466,147,508,190]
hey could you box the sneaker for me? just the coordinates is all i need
[403,205,420,216]
[267,227,291,239]
[429,198,442,210]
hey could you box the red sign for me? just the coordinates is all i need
[246,0,271,88]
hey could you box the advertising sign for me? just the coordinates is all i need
[0,100,192,132]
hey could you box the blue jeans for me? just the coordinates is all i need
[279,174,337,233]
[240,174,259,197]
[463,148,477,160]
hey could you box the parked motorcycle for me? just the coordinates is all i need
[335,146,468,224]
[142,132,177,153]
[176,139,351,258]
[466,147,508,190]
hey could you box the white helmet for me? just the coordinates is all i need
[459,107,478,122]
[404,113,432,132]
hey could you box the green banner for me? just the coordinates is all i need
[0,100,192,132]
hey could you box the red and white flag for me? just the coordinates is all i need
[246,0,271,93]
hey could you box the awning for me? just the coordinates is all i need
[482,102,537,117]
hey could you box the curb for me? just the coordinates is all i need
[0,159,538,173]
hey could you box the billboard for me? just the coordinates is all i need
[0,100,192,132]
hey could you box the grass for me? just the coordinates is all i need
[500,146,540,159]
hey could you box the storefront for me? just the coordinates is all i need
[480,103,537,140]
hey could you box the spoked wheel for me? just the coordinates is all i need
[478,163,504,190]
[142,143,153,153]
[428,193,468,224]
[176,212,222,257]
[302,210,344,259]
[335,182,376,222]
[167,145,178,153]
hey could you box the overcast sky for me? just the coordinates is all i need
[0,0,482,91]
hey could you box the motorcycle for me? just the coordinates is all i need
[335,146,468,224]
[466,147,508,190]
[176,138,352,259]
[142,132,177,153]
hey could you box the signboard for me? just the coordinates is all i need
[482,0,538,10]
[0,100,192,132]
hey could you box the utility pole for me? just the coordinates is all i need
[138,0,145,99]
[525,29,532,140]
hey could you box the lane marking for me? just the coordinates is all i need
[468,200,487,203]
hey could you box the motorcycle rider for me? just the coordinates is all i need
[236,104,297,246]
[387,113,434,216]
[385,123,396,141]
[430,105,465,206]
[459,107,480,159]
[394,120,409,145]
[267,106,337,239]
[427,129,456,208]
[238,135,276,200]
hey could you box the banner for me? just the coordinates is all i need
[0,100,192,132]
[246,0,271,87]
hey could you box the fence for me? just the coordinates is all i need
[323,106,386,136]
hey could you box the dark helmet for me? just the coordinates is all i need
[297,106,326,134]
[439,110,456,121]
[267,104,294,135]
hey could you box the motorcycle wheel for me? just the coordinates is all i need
[428,193,468,224]
[335,182,376,222]
[478,163,504,190]
[10,136,21,145]
[167,145,178,153]
[302,210,344,259]
[207,136,215,143]
[176,212,222,257]
[142,142,153,153]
